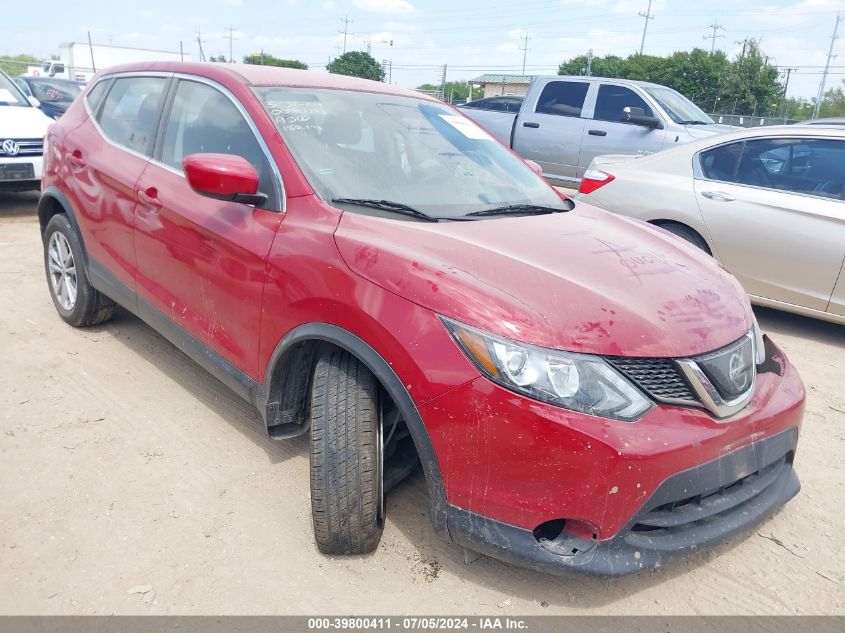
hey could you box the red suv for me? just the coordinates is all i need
[39,63,805,576]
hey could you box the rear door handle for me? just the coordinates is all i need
[523,122,540,128]
[67,150,85,167]
[137,187,162,209]
[700,191,735,202]
[588,129,607,136]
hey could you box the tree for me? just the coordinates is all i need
[719,39,781,116]
[327,51,383,81]
[208,55,228,63]
[0,53,40,77]
[242,53,308,70]
[417,81,470,102]
[818,81,845,118]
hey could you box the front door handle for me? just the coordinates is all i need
[588,129,607,136]
[700,191,735,202]
[137,187,162,208]
[523,122,540,128]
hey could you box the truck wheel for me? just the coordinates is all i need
[43,214,114,327]
[309,349,384,554]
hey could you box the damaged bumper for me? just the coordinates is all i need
[445,427,799,576]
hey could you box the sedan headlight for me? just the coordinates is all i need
[441,317,653,422]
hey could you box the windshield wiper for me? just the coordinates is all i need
[332,198,443,222]
[680,120,710,125]
[465,203,570,218]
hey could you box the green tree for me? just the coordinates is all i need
[0,53,40,77]
[720,39,781,116]
[242,53,308,70]
[208,55,228,63]
[818,81,845,118]
[327,51,383,81]
[417,81,470,102]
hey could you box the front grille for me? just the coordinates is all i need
[625,455,789,547]
[0,138,43,156]
[607,357,698,404]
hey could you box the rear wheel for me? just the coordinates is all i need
[43,214,114,327]
[654,222,711,255]
[309,349,384,554]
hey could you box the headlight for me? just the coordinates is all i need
[440,316,653,422]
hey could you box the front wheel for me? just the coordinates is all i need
[309,349,384,554]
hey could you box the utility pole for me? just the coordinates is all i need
[226,25,236,63]
[440,64,447,101]
[339,15,354,54]
[586,48,593,76]
[519,33,530,75]
[736,38,749,58]
[196,29,205,62]
[638,0,654,55]
[813,12,842,119]
[779,67,797,121]
[703,21,725,54]
[87,31,96,72]
[179,40,184,61]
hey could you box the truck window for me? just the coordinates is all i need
[535,81,589,118]
[594,85,653,123]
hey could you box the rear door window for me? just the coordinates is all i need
[593,85,653,122]
[534,81,589,117]
[97,76,167,155]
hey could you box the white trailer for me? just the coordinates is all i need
[31,43,190,82]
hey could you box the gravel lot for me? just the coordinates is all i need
[1,191,843,615]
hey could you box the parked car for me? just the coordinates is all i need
[459,76,735,186]
[0,70,52,192]
[576,125,845,325]
[40,62,804,576]
[796,117,845,127]
[461,95,524,112]
[13,76,84,119]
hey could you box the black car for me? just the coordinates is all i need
[12,76,84,119]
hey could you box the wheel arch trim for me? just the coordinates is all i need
[260,322,449,537]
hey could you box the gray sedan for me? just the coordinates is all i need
[576,125,845,325]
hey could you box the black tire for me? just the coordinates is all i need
[654,222,711,255]
[309,349,383,555]
[43,214,114,327]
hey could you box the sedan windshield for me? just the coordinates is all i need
[644,86,714,125]
[253,87,566,219]
[0,72,29,107]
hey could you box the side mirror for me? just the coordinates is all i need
[525,159,543,177]
[27,96,41,108]
[622,106,663,129]
[183,153,267,206]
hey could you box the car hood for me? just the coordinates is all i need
[334,203,752,358]
[0,105,52,137]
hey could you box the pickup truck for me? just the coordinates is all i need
[460,75,734,186]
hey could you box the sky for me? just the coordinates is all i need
[4,0,845,101]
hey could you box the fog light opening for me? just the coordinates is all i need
[533,519,598,557]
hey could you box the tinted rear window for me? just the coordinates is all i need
[535,81,589,117]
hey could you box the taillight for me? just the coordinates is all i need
[578,169,615,194]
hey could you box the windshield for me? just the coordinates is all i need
[28,78,82,103]
[253,87,565,218]
[0,72,29,107]
[644,86,713,125]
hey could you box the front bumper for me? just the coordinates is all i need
[446,428,799,576]
[0,155,43,190]
[421,335,804,576]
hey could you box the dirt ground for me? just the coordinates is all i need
[1,191,843,615]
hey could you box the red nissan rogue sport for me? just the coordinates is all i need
[39,62,805,576]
